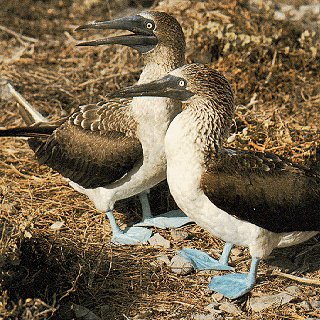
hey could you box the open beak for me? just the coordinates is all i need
[75,15,158,53]
[109,75,194,101]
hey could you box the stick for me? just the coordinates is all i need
[6,82,48,125]
[0,25,39,44]
[272,270,320,286]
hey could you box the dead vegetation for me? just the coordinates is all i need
[0,0,319,319]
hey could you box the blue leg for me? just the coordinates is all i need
[219,242,233,265]
[178,244,234,271]
[209,257,260,299]
[139,191,153,220]
[134,191,192,229]
[106,210,152,245]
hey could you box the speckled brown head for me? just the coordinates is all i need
[75,11,185,64]
[111,63,234,116]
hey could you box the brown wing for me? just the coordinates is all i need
[201,149,320,233]
[29,98,143,189]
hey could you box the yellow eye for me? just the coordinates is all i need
[179,80,185,87]
[146,22,153,29]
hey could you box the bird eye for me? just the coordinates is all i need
[146,22,154,29]
[178,80,185,87]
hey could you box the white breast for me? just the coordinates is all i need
[164,112,318,259]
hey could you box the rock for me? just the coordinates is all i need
[170,229,189,240]
[285,285,303,296]
[310,300,320,309]
[148,233,171,248]
[192,313,223,320]
[274,10,286,21]
[212,292,224,302]
[230,247,243,260]
[72,304,101,320]
[156,254,171,266]
[170,255,193,275]
[0,203,18,213]
[133,310,152,320]
[297,301,311,311]
[219,302,241,315]
[205,303,223,314]
[250,292,294,312]
[50,221,65,230]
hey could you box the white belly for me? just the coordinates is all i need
[68,97,180,212]
[165,113,317,259]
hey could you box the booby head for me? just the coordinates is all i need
[110,63,234,115]
[75,11,185,58]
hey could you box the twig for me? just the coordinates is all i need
[6,82,47,124]
[272,269,320,286]
[0,25,39,44]
[172,300,195,307]
[246,93,258,108]
[265,49,277,84]
[295,242,320,258]
[58,264,83,301]
[0,161,41,180]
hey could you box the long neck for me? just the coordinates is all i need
[186,101,232,157]
[131,46,184,122]
[138,46,185,84]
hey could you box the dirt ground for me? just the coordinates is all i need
[0,0,319,319]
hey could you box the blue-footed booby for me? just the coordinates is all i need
[0,11,191,245]
[110,63,320,298]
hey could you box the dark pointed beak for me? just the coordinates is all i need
[75,15,158,53]
[109,75,194,101]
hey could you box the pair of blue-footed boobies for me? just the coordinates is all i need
[1,13,319,299]
[111,63,319,298]
[0,11,191,244]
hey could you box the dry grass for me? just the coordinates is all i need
[0,0,319,319]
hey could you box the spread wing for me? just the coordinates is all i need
[201,148,320,233]
[29,98,143,189]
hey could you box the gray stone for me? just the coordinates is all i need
[170,255,193,275]
[192,313,223,320]
[72,304,101,320]
[50,221,65,230]
[212,292,224,302]
[156,254,171,266]
[205,303,223,314]
[148,233,171,248]
[133,310,152,320]
[297,301,311,311]
[170,229,189,240]
[219,302,242,315]
[310,300,320,309]
[250,292,294,312]
[285,285,303,296]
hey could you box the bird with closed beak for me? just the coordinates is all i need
[110,63,320,298]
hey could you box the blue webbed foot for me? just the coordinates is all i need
[111,226,152,245]
[134,209,192,229]
[208,257,260,299]
[106,210,152,245]
[209,273,254,299]
[135,192,192,229]
[178,247,233,271]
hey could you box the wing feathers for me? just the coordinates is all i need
[201,149,320,232]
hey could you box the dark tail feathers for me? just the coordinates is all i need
[0,126,57,137]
